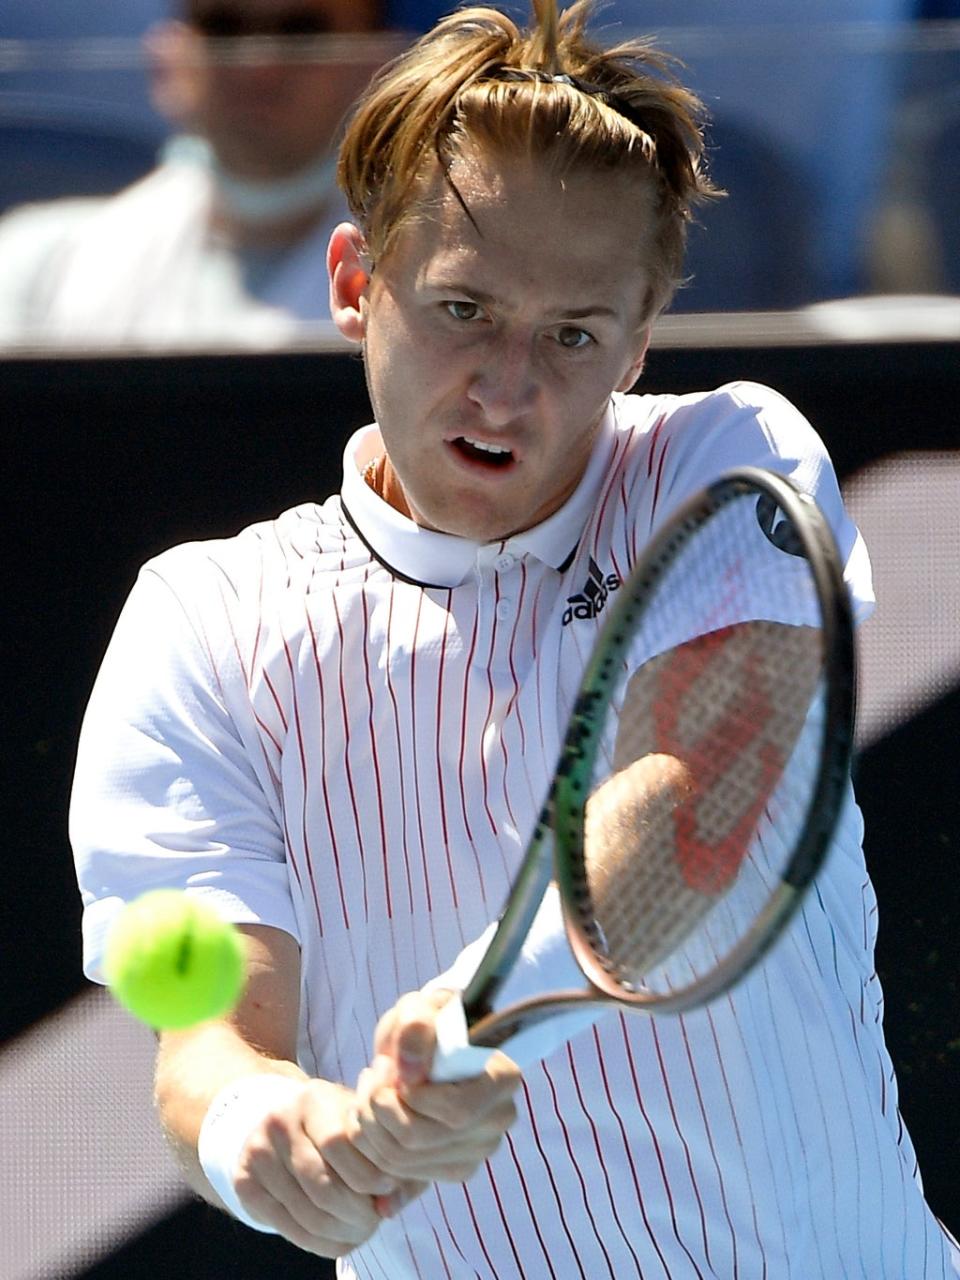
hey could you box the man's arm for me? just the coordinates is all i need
[154,923,520,1258]
[154,923,395,1256]
[154,924,307,1195]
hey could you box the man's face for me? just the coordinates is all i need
[356,146,655,543]
[166,0,386,178]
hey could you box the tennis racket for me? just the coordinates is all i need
[432,466,855,1080]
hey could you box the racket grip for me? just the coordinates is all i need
[428,886,612,1081]
[431,996,498,1083]
[430,986,611,1082]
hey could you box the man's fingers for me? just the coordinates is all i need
[235,1147,379,1253]
[352,1009,522,1182]
[374,989,451,1086]
[364,1075,518,1146]
[355,1107,510,1170]
[236,1109,383,1248]
[236,1186,374,1259]
[303,1108,399,1198]
[399,1053,521,1123]
[373,1178,430,1220]
[350,1078,518,1181]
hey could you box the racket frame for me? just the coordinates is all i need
[462,467,856,1041]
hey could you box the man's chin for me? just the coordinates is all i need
[410,500,513,544]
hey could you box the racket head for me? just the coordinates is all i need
[553,466,856,1014]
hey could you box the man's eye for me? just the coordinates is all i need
[445,301,482,322]
[556,326,593,350]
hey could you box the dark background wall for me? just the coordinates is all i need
[3,341,958,1277]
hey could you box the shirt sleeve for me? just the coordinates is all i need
[70,553,298,984]
[644,381,875,627]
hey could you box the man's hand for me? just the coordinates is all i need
[227,990,519,1254]
[231,1076,427,1257]
[351,989,522,1194]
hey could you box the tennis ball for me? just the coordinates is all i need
[104,890,246,1030]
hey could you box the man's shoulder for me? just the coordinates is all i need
[0,197,108,323]
[620,380,802,423]
[606,381,832,532]
[145,507,302,576]
[0,196,107,248]
[618,380,822,458]
[142,499,352,603]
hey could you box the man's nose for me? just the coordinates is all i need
[466,333,539,426]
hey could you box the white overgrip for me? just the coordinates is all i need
[428,885,614,1082]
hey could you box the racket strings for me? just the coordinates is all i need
[572,490,828,992]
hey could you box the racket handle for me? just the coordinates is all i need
[428,886,613,1082]
[431,996,498,1082]
[430,986,612,1081]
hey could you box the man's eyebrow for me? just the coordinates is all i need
[561,304,622,321]
[425,280,622,320]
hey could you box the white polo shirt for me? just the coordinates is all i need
[0,156,343,349]
[71,382,957,1278]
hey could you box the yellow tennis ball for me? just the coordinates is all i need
[104,890,246,1030]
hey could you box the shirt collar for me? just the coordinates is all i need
[340,402,618,588]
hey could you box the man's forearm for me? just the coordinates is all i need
[153,922,305,1203]
[154,1019,308,1201]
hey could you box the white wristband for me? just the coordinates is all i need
[197,1073,308,1233]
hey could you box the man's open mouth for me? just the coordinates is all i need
[452,437,515,468]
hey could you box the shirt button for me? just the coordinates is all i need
[495,553,516,572]
[496,598,514,620]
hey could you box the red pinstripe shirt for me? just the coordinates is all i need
[72,386,957,1278]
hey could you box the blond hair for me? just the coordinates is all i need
[338,0,719,317]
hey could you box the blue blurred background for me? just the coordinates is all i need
[1,0,958,316]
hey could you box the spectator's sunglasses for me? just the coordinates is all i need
[190,5,334,38]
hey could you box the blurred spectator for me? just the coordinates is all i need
[2,0,955,338]
[0,1,400,348]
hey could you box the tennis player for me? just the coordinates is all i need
[71,2,959,1275]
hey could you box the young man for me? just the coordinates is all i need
[71,2,959,1276]
[0,0,398,347]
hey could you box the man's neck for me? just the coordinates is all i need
[363,455,412,520]
[166,135,338,246]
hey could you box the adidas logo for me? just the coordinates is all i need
[561,557,623,625]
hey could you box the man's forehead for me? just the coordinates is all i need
[397,160,651,326]
[443,142,652,219]
[417,146,653,270]
[440,145,540,210]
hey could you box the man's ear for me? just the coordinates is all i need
[328,223,372,344]
[616,327,652,392]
